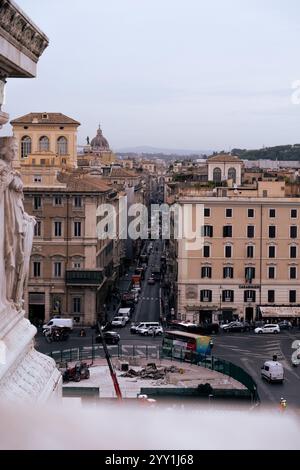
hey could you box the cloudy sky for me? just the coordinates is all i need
[3,0,300,151]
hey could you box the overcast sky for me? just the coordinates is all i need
[3,0,300,151]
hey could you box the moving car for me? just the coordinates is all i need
[254,324,280,334]
[261,360,284,383]
[131,321,160,334]
[222,321,250,333]
[278,320,292,330]
[148,276,155,285]
[138,325,164,336]
[95,331,120,345]
[111,316,127,327]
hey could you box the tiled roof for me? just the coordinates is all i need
[207,154,242,163]
[10,113,80,126]
[57,172,112,192]
[110,168,138,177]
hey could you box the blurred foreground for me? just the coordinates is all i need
[0,401,299,450]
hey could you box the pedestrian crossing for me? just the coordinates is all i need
[216,339,294,371]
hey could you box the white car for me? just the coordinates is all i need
[111,316,126,327]
[138,325,164,336]
[255,324,280,334]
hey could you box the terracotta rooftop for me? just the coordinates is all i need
[10,113,80,126]
[207,154,242,163]
[109,168,139,178]
[57,172,112,193]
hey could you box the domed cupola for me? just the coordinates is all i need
[90,125,110,150]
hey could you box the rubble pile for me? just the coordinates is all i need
[120,363,183,381]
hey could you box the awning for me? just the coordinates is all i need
[260,306,300,318]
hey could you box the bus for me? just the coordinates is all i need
[162,330,212,361]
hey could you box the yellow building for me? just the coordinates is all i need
[11,112,80,171]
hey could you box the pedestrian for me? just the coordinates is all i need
[279,397,287,412]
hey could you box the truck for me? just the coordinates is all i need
[131,274,142,288]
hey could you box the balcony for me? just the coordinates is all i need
[66,270,104,286]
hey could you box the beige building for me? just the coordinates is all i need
[11,112,80,170]
[23,173,123,326]
[175,180,300,324]
[11,113,125,326]
[207,153,243,185]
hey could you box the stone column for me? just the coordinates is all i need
[0,73,9,128]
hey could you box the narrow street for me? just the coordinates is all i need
[133,239,162,324]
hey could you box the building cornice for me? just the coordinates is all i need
[0,0,49,64]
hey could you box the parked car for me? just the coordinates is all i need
[255,324,280,334]
[95,331,120,345]
[278,320,293,330]
[148,276,155,285]
[111,316,127,327]
[261,360,284,383]
[222,321,250,333]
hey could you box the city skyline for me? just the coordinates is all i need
[2,0,300,152]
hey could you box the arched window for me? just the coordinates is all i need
[39,136,50,152]
[213,167,222,183]
[57,136,68,155]
[21,136,31,158]
[228,167,237,182]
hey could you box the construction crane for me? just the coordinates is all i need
[97,322,122,400]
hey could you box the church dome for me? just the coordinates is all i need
[91,126,110,149]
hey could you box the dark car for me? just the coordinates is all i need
[148,277,155,285]
[278,320,293,330]
[222,321,250,333]
[95,331,120,345]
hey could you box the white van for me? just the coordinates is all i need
[261,360,284,383]
[43,318,73,334]
[117,308,131,324]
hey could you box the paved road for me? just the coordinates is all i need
[213,330,300,408]
[35,326,300,408]
[133,239,162,324]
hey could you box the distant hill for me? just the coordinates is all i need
[232,144,300,161]
[116,145,213,156]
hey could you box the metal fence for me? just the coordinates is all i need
[47,344,259,403]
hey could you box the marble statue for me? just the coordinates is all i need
[0,137,35,312]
